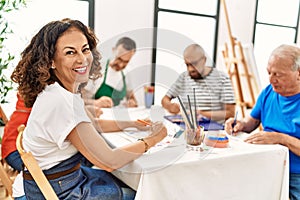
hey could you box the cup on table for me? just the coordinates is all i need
[203,130,229,149]
[144,86,154,109]
[185,125,204,151]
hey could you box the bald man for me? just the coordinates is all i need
[161,44,236,122]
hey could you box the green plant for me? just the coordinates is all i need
[0,0,26,103]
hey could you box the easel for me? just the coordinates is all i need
[220,0,256,117]
[0,105,8,125]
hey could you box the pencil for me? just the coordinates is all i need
[137,119,152,126]
[231,111,238,134]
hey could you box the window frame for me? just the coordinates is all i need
[151,0,221,87]
[252,0,300,44]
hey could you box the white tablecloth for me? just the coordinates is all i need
[101,107,289,200]
[103,131,288,200]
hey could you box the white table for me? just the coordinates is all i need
[101,107,289,200]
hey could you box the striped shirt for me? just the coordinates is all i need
[166,68,235,111]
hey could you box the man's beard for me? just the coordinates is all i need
[189,72,203,79]
[111,63,122,71]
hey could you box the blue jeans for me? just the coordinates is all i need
[121,187,136,200]
[5,150,23,172]
[290,173,300,200]
[14,196,27,200]
[23,153,135,200]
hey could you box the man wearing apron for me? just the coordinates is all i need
[95,60,127,106]
[83,37,138,108]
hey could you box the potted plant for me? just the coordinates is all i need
[0,0,26,125]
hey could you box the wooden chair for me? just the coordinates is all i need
[0,105,17,199]
[16,125,58,200]
[0,160,14,199]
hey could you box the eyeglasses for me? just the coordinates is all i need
[185,57,204,67]
[114,56,130,65]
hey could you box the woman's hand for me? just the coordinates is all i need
[134,119,152,131]
[146,122,167,145]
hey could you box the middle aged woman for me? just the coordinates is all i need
[11,18,167,200]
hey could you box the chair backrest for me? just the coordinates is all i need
[0,159,13,197]
[16,125,58,200]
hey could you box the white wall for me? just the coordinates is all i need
[94,0,155,106]
[216,0,262,104]
[217,0,256,72]
[218,0,256,46]
[3,0,299,116]
[94,0,259,106]
[2,0,90,117]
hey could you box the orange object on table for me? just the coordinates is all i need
[204,133,229,148]
[137,119,151,126]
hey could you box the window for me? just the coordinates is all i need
[152,0,220,104]
[253,0,300,87]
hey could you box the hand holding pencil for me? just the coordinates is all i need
[147,121,167,138]
[224,111,244,136]
[137,119,152,126]
[136,120,166,137]
[134,119,152,131]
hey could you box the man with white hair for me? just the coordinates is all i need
[225,44,300,200]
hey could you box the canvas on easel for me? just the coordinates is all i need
[220,0,261,117]
[239,43,261,101]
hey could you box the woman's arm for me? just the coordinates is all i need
[94,119,150,133]
[67,122,167,171]
[84,104,150,133]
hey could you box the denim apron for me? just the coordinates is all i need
[94,60,127,106]
[23,153,123,200]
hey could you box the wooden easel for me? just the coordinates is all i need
[220,0,256,117]
[0,105,8,125]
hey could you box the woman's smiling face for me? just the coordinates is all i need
[52,27,93,92]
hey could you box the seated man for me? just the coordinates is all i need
[161,43,236,122]
[83,37,138,108]
[225,44,300,200]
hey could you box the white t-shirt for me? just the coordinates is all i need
[13,83,91,197]
[23,82,91,170]
[12,172,24,197]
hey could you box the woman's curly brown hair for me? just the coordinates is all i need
[11,18,102,108]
